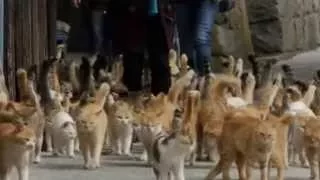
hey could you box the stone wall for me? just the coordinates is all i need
[213,0,320,58]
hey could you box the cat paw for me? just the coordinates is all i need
[68,154,76,159]
[74,149,80,153]
[33,156,41,164]
[139,153,148,162]
[47,148,53,153]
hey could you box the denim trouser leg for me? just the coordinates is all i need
[175,3,197,71]
[92,10,105,55]
[194,0,218,76]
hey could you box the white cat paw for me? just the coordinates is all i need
[139,153,148,162]
[33,158,41,164]
[47,148,53,153]
[68,154,76,159]
[74,149,80,153]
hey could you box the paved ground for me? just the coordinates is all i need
[25,149,309,180]
[24,147,309,180]
[20,50,320,180]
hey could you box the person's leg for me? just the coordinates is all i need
[122,52,144,92]
[194,0,219,76]
[91,10,105,56]
[147,15,171,95]
[175,2,197,71]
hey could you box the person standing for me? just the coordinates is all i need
[72,0,112,60]
[175,0,235,77]
[109,0,175,99]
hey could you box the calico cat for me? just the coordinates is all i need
[151,90,200,180]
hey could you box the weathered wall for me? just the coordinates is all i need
[213,0,320,58]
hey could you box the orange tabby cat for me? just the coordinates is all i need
[0,122,36,180]
[205,108,282,180]
[72,83,110,169]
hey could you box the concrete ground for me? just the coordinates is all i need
[21,50,320,180]
[26,144,310,180]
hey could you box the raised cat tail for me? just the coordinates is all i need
[69,61,80,96]
[39,58,57,111]
[95,83,111,110]
[302,81,317,107]
[221,55,235,75]
[16,68,30,102]
[211,75,241,100]
[167,68,195,106]
[181,90,200,139]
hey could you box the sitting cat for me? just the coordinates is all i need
[0,122,36,180]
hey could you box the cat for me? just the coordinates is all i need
[14,68,45,164]
[39,59,78,157]
[72,83,110,169]
[107,97,134,156]
[300,117,320,180]
[205,107,281,180]
[151,90,200,180]
[0,122,36,180]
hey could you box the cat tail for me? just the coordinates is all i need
[113,55,124,85]
[179,54,189,75]
[281,64,295,86]
[169,49,179,76]
[39,57,57,110]
[16,68,30,102]
[181,90,200,137]
[94,83,111,110]
[51,61,61,93]
[234,58,243,78]
[211,75,241,99]
[221,55,235,75]
[303,82,317,107]
[167,68,196,106]
[69,61,80,96]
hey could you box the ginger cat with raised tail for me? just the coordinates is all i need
[72,83,110,169]
[151,90,200,180]
[106,96,134,156]
[0,122,36,180]
[39,58,77,158]
[11,68,45,164]
[205,107,286,180]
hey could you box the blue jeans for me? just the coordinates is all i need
[176,0,218,76]
[91,10,112,56]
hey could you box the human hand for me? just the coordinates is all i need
[72,0,81,8]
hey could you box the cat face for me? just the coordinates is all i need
[75,104,104,132]
[113,101,133,126]
[61,121,77,139]
[61,81,73,99]
[253,122,276,152]
[0,123,36,150]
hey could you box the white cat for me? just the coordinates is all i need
[107,98,134,156]
[50,111,77,158]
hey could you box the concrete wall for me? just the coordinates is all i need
[213,0,320,59]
